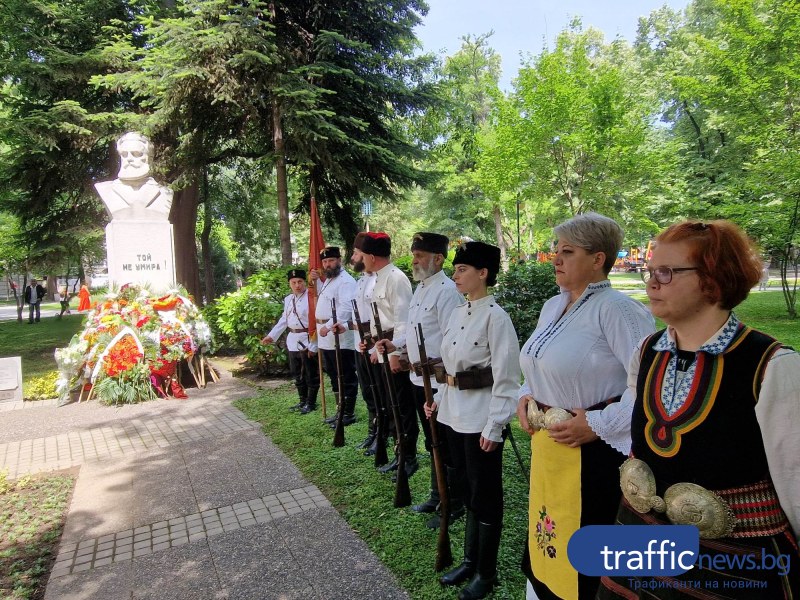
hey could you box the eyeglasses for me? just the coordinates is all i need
[644,266,698,285]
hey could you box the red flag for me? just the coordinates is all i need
[307,197,325,336]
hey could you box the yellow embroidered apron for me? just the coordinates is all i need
[528,432,581,600]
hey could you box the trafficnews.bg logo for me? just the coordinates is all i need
[567,525,791,591]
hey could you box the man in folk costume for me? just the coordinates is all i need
[360,232,419,478]
[376,232,466,527]
[261,269,320,413]
[351,233,381,453]
[311,246,359,426]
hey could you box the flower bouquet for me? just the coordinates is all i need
[55,284,214,406]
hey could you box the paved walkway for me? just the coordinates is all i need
[0,370,408,600]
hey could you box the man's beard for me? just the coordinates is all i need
[324,265,342,278]
[412,258,437,282]
[352,259,365,273]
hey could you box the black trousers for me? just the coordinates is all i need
[321,348,359,399]
[287,350,319,402]
[443,424,504,525]
[355,351,377,414]
[370,361,418,456]
[410,383,451,463]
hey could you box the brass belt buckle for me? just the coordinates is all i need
[620,458,735,539]
[446,374,457,387]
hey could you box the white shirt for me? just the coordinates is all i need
[437,295,521,442]
[267,290,317,352]
[315,270,357,351]
[393,269,463,387]
[364,263,412,345]
[518,280,655,454]
[635,315,800,541]
[352,272,376,347]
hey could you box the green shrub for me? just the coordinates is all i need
[24,371,59,401]
[495,259,559,340]
[206,268,297,373]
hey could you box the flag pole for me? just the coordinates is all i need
[308,193,327,418]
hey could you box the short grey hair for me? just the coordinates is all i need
[553,212,623,274]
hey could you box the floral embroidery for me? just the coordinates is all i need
[535,506,557,558]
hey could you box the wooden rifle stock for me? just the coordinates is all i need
[351,300,389,467]
[331,299,346,447]
[415,323,453,571]
[371,302,411,508]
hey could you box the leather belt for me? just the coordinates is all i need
[288,327,307,334]
[411,357,443,377]
[435,365,493,390]
[315,318,328,324]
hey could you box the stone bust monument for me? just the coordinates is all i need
[95,132,173,221]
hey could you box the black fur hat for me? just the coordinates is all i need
[453,241,501,286]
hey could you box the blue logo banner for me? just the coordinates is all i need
[567,525,699,576]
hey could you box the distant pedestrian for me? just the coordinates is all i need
[58,287,71,317]
[24,278,46,324]
[77,283,91,312]
[758,264,770,291]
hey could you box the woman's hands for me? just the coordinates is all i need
[547,409,598,447]
[517,394,535,435]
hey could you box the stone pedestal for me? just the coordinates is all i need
[106,220,176,292]
[0,357,22,404]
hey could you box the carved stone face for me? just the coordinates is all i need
[117,137,150,181]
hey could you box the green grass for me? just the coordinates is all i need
[235,386,531,600]
[0,470,75,599]
[0,315,84,396]
[626,290,800,348]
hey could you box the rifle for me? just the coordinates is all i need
[371,302,411,508]
[331,299,346,448]
[415,323,453,571]
[352,299,389,467]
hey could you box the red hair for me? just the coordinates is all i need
[655,220,762,310]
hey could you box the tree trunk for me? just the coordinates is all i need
[170,182,202,303]
[273,99,292,266]
[46,275,57,301]
[493,203,507,267]
[201,170,215,305]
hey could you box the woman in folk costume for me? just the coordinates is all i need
[599,220,800,598]
[426,241,521,600]
[516,213,655,600]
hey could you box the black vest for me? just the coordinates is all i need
[631,326,782,492]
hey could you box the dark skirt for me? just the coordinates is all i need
[597,499,800,599]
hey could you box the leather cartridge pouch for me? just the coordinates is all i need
[412,357,443,377]
[441,366,493,390]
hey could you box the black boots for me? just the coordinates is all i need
[357,411,377,449]
[412,465,440,513]
[458,521,501,599]
[425,465,466,529]
[440,512,501,599]
[440,510,478,586]
[299,386,319,414]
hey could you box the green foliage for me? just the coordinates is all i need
[94,361,157,406]
[0,472,74,600]
[206,268,301,372]
[23,372,59,401]
[495,260,559,339]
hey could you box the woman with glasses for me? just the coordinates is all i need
[517,213,655,600]
[599,220,800,598]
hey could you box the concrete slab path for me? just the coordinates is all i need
[1,369,408,600]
